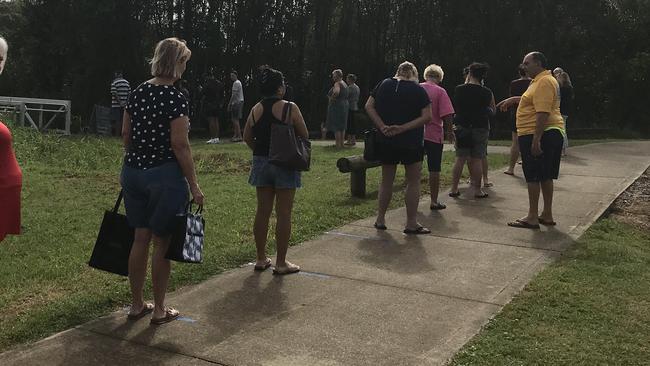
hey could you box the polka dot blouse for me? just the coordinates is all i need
[124,82,189,170]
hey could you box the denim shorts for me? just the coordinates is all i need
[248,155,301,189]
[120,162,189,236]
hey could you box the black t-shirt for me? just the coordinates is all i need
[202,79,224,106]
[371,78,430,148]
[453,83,494,129]
[124,82,189,170]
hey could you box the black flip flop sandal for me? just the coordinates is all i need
[403,226,431,235]
[538,218,557,226]
[507,219,540,229]
[127,303,154,320]
[449,191,461,198]
[254,258,273,271]
[374,222,387,230]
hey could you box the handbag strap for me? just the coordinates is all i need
[281,101,293,125]
[113,190,124,213]
[186,199,204,215]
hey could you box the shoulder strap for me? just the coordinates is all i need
[281,101,293,124]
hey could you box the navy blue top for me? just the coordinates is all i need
[371,78,430,148]
[124,82,189,170]
[252,98,289,156]
[453,83,493,129]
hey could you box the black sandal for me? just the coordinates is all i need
[374,222,387,230]
[403,226,431,235]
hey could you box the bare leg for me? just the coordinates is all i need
[151,233,172,318]
[274,188,296,267]
[469,158,486,196]
[519,182,541,224]
[254,187,275,264]
[429,171,440,205]
[335,131,345,148]
[506,132,519,174]
[404,162,423,229]
[482,157,489,185]
[451,157,466,194]
[377,164,397,226]
[539,180,554,222]
[208,116,220,139]
[232,118,242,140]
[128,228,152,314]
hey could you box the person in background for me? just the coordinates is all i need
[111,71,131,137]
[552,67,564,79]
[556,71,574,156]
[243,68,309,275]
[228,70,245,142]
[420,64,455,210]
[449,62,495,199]
[121,38,204,324]
[326,69,349,148]
[504,65,532,175]
[203,75,225,144]
[366,61,432,234]
[0,36,23,243]
[498,52,565,229]
[344,74,360,146]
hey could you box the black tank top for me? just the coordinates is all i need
[252,98,289,156]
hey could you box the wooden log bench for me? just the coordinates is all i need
[336,155,382,198]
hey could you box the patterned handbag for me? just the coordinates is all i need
[166,202,204,264]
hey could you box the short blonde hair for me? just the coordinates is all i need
[150,38,191,79]
[332,69,343,79]
[0,36,7,75]
[423,64,444,82]
[395,61,419,82]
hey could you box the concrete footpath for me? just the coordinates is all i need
[4,142,650,365]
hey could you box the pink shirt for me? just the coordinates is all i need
[420,82,455,143]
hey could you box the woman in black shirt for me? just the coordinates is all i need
[365,61,432,234]
[450,62,495,199]
[121,38,204,325]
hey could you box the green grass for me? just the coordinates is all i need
[0,128,507,351]
[449,218,650,366]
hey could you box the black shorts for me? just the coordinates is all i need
[377,142,424,166]
[518,129,563,183]
[346,110,357,135]
[424,141,443,172]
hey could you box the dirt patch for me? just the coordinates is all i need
[609,168,650,232]
[193,152,251,174]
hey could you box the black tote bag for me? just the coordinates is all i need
[88,191,134,276]
[268,102,312,171]
[363,128,379,161]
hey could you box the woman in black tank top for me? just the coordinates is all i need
[243,68,309,275]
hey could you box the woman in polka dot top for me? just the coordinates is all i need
[120,37,204,325]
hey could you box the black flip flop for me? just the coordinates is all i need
[449,191,461,198]
[150,308,179,325]
[272,266,301,275]
[430,202,447,210]
[474,193,489,199]
[503,171,515,176]
[538,218,557,226]
[403,226,431,235]
[507,219,540,229]
[374,223,387,230]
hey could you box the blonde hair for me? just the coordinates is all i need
[394,61,419,82]
[150,38,191,79]
[0,37,7,75]
[558,71,572,87]
[332,69,343,79]
[423,64,444,82]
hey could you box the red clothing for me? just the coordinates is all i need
[0,121,22,241]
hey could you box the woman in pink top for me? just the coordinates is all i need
[420,64,455,210]
[0,36,22,243]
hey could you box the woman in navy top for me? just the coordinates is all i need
[120,38,204,325]
[365,61,432,235]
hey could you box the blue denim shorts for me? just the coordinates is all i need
[248,156,301,189]
[120,162,189,236]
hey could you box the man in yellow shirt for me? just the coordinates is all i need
[497,52,565,229]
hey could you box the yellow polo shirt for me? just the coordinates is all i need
[516,70,564,136]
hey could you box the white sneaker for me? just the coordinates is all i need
[206,138,220,144]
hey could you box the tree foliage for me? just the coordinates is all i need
[0,0,648,134]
